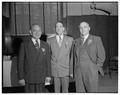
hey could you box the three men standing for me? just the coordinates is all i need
[18,21,105,93]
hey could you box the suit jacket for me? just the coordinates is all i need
[70,34,106,76]
[18,36,51,83]
[47,35,73,77]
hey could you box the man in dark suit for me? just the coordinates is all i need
[70,21,105,92]
[18,24,51,93]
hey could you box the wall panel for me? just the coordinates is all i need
[44,3,58,34]
[15,2,30,35]
[30,2,44,32]
[10,3,16,35]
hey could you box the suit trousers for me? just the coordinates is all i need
[54,76,69,93]
[25,83,48,93]
[75,70,98,93]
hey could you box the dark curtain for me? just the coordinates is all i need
[64,15,118,71]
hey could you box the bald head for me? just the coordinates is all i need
[80,22,90,27]
[79,21,90,37]
[31,24,41,32]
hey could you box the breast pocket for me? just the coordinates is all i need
[89,44,97,54]
[41,48,46,55]
[64,42,69,49]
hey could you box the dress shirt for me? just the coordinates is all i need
[56,34,64,44]
[82,34,89,44]
[32,38,40,47]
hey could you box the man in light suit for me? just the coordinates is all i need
[18,24,51,93]
[47,21,73,93]
[70,21,105,92]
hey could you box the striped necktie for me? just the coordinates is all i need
[35,40,39,49]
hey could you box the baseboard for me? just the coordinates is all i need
[2,86,24,93]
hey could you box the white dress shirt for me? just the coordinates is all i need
[56,34,64,46]
[32,38,40,47]
[82,34,89,44]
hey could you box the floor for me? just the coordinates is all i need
[2,72,118,93]
[98,73,118,93]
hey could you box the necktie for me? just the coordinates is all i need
[59,36,62,47]
[35,40,39,49]
[81,37,84,45]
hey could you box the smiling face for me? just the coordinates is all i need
[56,22,64,35]
[79,22,90,37]
[31,25,42,39]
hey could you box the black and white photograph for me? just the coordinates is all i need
[2,1,118,93]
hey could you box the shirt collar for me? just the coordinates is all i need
[81,34,89,40]
[84,34,89,40]
[56,34,64,39]
[32,38,40,45]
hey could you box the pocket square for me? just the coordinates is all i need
[65,42,68,48]
[45,77,51,86]
[41,48,45,52]
[88,39,92,45]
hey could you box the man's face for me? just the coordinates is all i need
[79,22,90,37]
[56,22,64,35]
[31,25,42,39]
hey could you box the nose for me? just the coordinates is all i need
[36,32,40,35]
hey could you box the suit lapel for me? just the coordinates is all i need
[76,38,83,57]
[55,36,61,48]
[54,37,61,58]
[28,38,39,53]
[58,36,66,57]
[29,38,41,52]
[57,36,68,59]
[29,38,44,57]
[82,34,92,49]
[26,38,40,64]
[35,41,45,64]
[29,38,36,50]
[77,35,92,58]
[61,36,65,48]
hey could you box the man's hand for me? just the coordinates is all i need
[19,79,25,86]
[45,77,51,86]
[70,74,73,78]
[98,66,104,76]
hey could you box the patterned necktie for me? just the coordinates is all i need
[35,40,39,49]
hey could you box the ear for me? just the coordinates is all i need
[89,27,90,31]
[63,27,67,34]
[63,27,65,31]
[29,30,32,35]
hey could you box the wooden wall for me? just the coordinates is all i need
[9,2,63,35]
[3,2,118,36]
[65,15,118,70]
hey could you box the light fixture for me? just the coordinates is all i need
[90,2,111,16]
